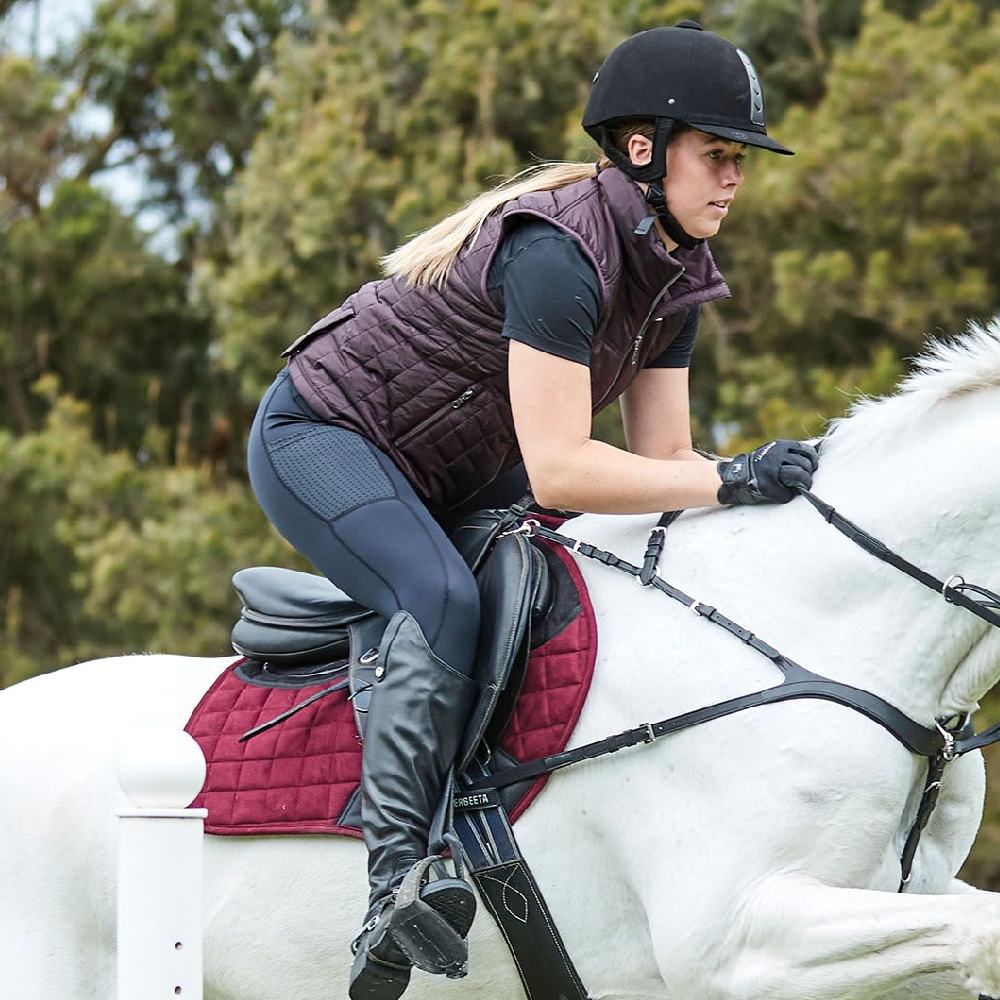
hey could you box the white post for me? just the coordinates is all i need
[116,727,208,1000]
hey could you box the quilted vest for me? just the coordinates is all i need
[286,166,730,514]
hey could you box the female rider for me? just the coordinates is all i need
[247,20,819,1000]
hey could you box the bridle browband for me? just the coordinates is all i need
[463,487,1000,892]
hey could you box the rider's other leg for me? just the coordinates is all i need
[653,874,1000,1000]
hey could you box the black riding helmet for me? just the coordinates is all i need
[583,20,793,250]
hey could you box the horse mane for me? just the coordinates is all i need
[822,316,1000,460]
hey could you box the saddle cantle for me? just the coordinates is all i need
[230,566,371,665]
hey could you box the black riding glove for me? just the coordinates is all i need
[717,439,819,506]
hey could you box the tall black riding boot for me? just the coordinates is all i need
[348,611,478,1000]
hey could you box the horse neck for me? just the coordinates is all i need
[700,500,978,723]
[781,405,1000,720]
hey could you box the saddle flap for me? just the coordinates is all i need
[456,532,540,774]
[449,506,528,574]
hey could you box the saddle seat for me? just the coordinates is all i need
[229,509,572,768]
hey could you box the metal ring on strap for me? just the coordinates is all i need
[935,720,958,762]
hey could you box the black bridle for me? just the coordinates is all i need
[464,488,1000,892]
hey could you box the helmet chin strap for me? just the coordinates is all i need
[642,181,702,251]
[595,117,704,252]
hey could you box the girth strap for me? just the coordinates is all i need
[455,761,592,1000]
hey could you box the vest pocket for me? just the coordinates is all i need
[395,388,475,448]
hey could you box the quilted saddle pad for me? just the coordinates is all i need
[185,538,597,837]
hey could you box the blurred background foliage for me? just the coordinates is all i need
[2,0,1000,883]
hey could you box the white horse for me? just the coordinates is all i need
[5,324,1000,1000]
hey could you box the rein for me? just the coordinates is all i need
[797,488,1000,632]
[464,490,1000,892]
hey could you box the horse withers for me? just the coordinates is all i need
[5,325,1000,1000]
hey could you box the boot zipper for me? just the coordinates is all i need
[396,388,475,447]
[594,267,685,411]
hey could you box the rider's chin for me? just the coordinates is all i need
[687,215,720,238]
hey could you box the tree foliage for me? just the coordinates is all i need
[711,0,1000,446]
[0,381,300,688]
[65,0,300,214]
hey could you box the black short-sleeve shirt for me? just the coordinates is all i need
[486,218,700,369]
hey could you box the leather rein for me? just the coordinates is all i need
[464,488,1000,892]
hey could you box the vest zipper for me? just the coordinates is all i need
[594,266,685,411]
[396,388,475,447]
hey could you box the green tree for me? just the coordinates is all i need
[0,172,212,456]
[65,0,302,216]
[709,0,1000,446]
[0,382,299,687]
[0,2,304,464]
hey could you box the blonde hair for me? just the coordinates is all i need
[382,120,664,288]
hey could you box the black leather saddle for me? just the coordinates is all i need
[229,508,580,763]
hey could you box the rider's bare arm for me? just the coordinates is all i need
[508,341,723,513]
[620,366,712,462]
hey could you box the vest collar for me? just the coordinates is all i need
[597,166,681,267]
[596,165,729,307]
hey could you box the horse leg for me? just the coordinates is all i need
[949,880,1000,1000]
[654,875,1000,1000]
[875,880,1000,1000]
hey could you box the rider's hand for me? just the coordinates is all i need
[717,439,819,506]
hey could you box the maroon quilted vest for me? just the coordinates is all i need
[286,166,730,514]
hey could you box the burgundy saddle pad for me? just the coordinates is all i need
[185,539,597,837]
